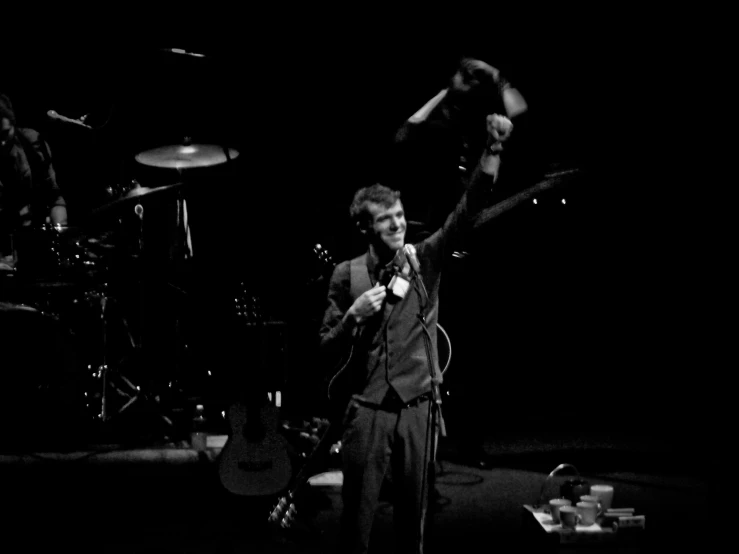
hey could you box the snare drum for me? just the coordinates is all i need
[10,225,102,283]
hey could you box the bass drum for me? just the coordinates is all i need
[0,302,89,451]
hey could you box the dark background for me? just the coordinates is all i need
[2,11,709,441]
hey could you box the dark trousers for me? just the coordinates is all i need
[338,394,433,554]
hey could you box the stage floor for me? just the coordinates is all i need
[0,427,707,553]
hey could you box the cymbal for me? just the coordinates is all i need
[135,144,239,169]
[93,183,184,215]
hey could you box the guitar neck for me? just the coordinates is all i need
[289,423,337,497]
[472,169,580,230]
[269,421,337,526]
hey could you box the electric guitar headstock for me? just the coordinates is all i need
[267,418,337,531]
[307,243,335,286]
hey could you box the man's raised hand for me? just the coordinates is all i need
[486,114,514,152]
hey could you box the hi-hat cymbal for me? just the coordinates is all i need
[93,183,184,215]
[135,144,239,169]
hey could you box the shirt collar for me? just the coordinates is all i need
[366,249,395,280]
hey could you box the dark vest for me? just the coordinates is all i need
[345,251,439,405]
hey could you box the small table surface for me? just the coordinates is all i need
[523,504,619,545]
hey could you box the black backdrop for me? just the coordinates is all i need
[2,12,709,439]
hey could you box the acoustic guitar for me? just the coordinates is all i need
[217,287,292,497]
[217,398,292,497]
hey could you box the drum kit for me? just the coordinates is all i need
[0,140,239,447]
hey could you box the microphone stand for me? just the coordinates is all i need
[414,272,446,552]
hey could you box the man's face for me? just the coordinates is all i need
[1,117,15,157]
[366,200,406,254]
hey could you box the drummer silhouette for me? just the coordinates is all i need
[1,93,68,274]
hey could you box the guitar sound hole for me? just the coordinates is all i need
[244,421,266,442]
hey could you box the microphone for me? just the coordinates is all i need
[392,246,407,271]
[403,244,420,274]
[47,110,92,130]
[161,47,206,58]
[385,246,417,299]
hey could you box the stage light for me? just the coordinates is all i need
[533,198,538,205]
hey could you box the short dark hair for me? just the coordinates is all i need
[458,57,499,85]
[349,184,401,229]
[450,57,508,121]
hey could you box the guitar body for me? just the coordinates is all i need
[218,401,292,497]
[326,348,361,421]
[326,323,452,419]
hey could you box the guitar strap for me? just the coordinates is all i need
[350,252,396,323]
[349,253,372,302]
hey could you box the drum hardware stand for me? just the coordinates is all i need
[92,182,191,436]
[173,166,193,263]
[140,174,193,411]
[88,282,174,431]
